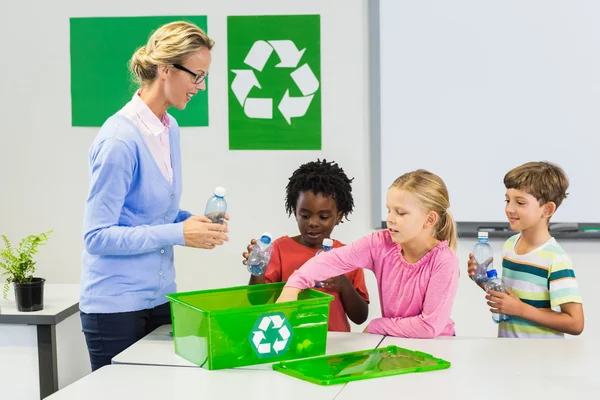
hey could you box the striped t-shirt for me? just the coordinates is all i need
[499,234,582,338]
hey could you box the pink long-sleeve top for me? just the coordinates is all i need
[286,230,459,338]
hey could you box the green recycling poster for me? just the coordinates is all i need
[227,15,321,150]
[70,16,209,127]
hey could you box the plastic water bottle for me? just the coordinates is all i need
[204,187,227,224]
[484,269,511,323]
[315,238,333,256]
[247,233,273,276]
[314,238,333,288]
[473,232,493,283]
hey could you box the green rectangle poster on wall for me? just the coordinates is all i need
[227,15,321,150]
[70,16,209,127]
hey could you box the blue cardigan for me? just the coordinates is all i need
[80,114,191,313]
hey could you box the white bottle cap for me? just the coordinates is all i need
[478,231,489,238]
[214,187,226,197]
[322,238,334,247]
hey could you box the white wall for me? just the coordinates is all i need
[0,0,597,337]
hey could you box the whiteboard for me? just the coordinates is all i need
[371,0,600,226]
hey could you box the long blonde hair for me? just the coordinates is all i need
[129,21,214,87]
[390,169,457,252]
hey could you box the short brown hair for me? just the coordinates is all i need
[504,161,569,208]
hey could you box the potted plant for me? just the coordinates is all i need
[0,230,53,311]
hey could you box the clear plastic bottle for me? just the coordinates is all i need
[473,232,493,283]
[247,232,274,276]
[484,269,511,323]
[204,187,227,224]
[314,238,333,288]
[315,238,333,256]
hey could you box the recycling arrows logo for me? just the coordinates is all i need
[249,312,293,358]
[231,40,319,124]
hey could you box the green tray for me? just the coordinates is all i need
[272,345,451,385]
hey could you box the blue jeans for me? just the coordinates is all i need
[80,302,171,371]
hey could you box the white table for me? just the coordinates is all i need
[0,284,90,399]
[46,364,344,400]
[333,336,599,400]
[335,368,599,400]
[378,335,600,378]
[112,324,385,370]
[50,334,600,399]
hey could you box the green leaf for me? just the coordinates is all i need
[0,230,53,285]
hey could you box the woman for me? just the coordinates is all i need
[80,21,227,371]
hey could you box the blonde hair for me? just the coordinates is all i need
[390,169,457,252]
[129,21,215,87]
[504,161,569,209]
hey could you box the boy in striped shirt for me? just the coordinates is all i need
[468,162,584,338]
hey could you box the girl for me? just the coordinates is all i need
[277,169,459,338]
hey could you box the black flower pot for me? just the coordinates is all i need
[14,277,45,312]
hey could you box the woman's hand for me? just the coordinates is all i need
[183,215,229,249]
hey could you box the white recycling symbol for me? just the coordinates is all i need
[251,314,292,355]
[231,40,320,124]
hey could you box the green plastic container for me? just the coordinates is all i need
[272,345,451,385]
[166,282,333,370]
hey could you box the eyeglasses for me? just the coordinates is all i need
[172,64,208,84]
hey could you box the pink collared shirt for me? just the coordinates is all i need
[118,91,173,184]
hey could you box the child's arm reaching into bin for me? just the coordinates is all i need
[277,234,376,303]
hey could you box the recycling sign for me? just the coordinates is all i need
[228,15,321,150]
[231,40,319,124]
[249,312,293,359]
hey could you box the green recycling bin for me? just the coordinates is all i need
[166,282,333,370]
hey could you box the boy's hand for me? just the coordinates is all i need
[241,239,257,265]
[486,288,524,317]
[468,253,492,290]
[468,253,493,278]
[319,275,351,293]
[467,253,477,279]
[276,287,302,303]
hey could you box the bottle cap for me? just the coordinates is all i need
[260,232,273,244]
[214,187,226,197]
[487,269,498,278]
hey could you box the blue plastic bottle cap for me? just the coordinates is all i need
[487,269,498,278]
[260,232,273,244]
[322,238,333,247]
